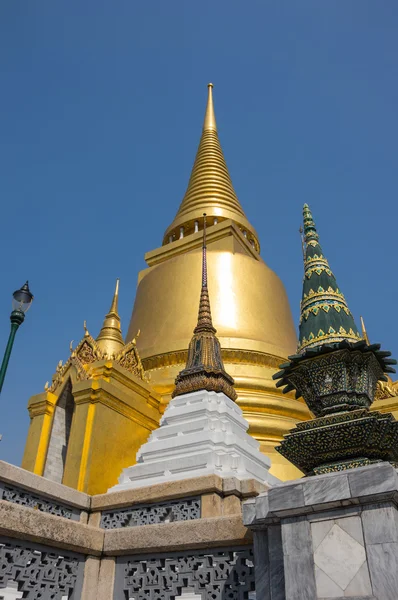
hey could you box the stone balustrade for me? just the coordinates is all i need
[0,460,266,599]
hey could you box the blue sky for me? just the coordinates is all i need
[1,2,397,465]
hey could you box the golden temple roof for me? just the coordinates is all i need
[163,84,259,250]
[96,279,125,356]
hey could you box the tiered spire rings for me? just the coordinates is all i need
[96,278,125,356]
[173,214,237,401]
[298,204,361,352]
[163,84,258,249]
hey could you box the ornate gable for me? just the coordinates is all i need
[45,325,147,394]
[75,329,103,365]
[116,337,147,381]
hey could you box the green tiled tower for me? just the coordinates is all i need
[273,204,397,475]
[299,204,361,352]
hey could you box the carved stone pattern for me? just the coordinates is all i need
[0,483,80,521]
[117,546,255,600]
[0,537,83,599]
[100,497,201,529]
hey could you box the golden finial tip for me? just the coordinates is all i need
[203,83,217,131]
[360,315,370,345]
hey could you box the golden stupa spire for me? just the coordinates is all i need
[173,214,237,401]
[96,279,125,356]
[163,83,259,249]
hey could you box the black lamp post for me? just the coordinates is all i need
[0,281,34,394]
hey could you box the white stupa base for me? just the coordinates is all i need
[109,389,279,492]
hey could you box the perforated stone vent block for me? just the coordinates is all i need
[0,536,84,600]
[0,482,80,521]
[114,546,255,600]
[101,497,201,529]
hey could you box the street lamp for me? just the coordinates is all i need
[0,281,34,394]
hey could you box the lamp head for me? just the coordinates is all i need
[12,281,34,313]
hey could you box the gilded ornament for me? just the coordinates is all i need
[46,286,147,395]
[375,377,398,401]
[76,341,97,365]
[96,279,125,357]
[116,337,147,381]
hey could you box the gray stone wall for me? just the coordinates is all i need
[253,526,284,600]
[44,380,74,483]
[244,462,398,600]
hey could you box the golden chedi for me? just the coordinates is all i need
[126,84,311,479]
[22,84,325,492]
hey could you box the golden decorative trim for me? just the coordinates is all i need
[299,327,362,352]
[147,220,259,268]
[142,350,187,371]
[301,286,348,311]
[116,335,148,381]
[300,302,351,322]
[375,377,398,401]
[28,400,56,419]
[305,265,332,278]
[142,348,285,372]
[224,349,286,368]
[304,254,327,265]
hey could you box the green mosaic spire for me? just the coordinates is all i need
[298,204,361,352]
